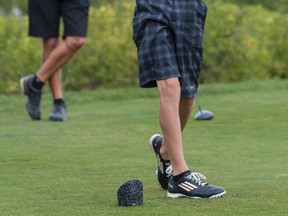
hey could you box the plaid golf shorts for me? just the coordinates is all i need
[133,0,207,98]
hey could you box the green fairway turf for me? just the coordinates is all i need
[0,80,287,216]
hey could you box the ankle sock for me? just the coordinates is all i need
[32,75,44,90]
[173,170,191,182]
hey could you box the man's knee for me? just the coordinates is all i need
[158,78,181,96]
[65,37,86,51]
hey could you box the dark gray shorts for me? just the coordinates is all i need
[132,0,207,98]
[28,0,90,38]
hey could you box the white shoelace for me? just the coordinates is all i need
[187,172,207,187]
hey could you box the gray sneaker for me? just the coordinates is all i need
[49,102,66,122]
[20,75,42,120]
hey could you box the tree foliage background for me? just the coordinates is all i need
[1,0,287,14]
[0,0,287,93]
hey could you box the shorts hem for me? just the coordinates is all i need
[140,74,181,88]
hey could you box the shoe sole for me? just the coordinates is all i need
[148,134,162,151]
[20,75,36,94]
[20,77,27,94]
[49,117,66,122]
[167,191,226,199]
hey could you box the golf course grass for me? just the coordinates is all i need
[0,79,287,215]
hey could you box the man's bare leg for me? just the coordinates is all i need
[36,36,86,82]
[157,87,195,164]
[157,78,189,176]
[42,38,63,100]
[179,97,195,131]
[40,37,86,121]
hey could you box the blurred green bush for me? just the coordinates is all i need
[201,1,288,83]
[62,3,138,90]
[0,1,287,93]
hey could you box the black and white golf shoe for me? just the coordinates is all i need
[167,171,226,199]
[149,134,173,190]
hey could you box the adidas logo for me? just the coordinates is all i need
[178,181,198,192]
